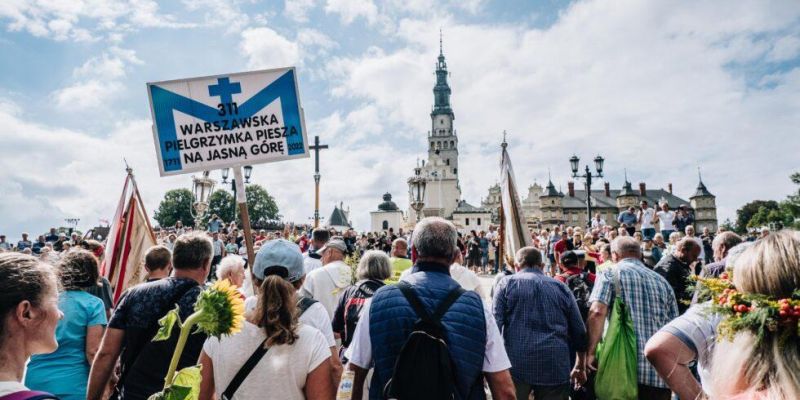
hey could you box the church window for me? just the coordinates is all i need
[446,159,450,165]
[443,142,448,149]
[453,168,457,174]
[382,220,389,230]
[450,140,454,147]
[440,119,444,125]
[477,218,482,225]
[466,218,470,225]
[431,141,434,148]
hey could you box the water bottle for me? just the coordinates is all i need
[337,369,355,399]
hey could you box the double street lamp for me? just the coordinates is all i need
[408,165,427,223]
[569,154,605,228]
[221,165,253,222]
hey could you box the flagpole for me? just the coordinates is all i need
[498,203,505,272]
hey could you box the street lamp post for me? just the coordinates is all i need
[408,165,427,223]
[221,166,253,222]
[570,154,605,228]
[191,171,216,229]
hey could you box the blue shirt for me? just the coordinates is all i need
[493,268,587,386]
[618,210,637,226]
[25,291,107,400]
[208,219,221,233]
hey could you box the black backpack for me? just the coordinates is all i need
[383,281,465,400]
[561,272,592,321]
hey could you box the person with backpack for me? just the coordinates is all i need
[243,239,342,388]
[345,217,515,400]
[493,247,589,400]
[198,245,336,400]
[332,250,390,357]
[554,251,596,322]
[87,232,213,400]
[0,253,62,400]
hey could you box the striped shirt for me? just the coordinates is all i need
[589,258,678,388]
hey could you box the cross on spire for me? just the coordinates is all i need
[501,130,508,149]
[208,77,242,105]
[697,166,703,182]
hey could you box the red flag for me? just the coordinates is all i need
[102,170,157,303]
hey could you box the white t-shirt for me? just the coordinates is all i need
[399,264,486,299]
[301,261,353,319]
[0,382,28,397]
[345,298,511,373]
[639,208,656,229]
[656,210,676,231]
[203,322,330,400]
[303,253,322,274]
[659,303,721,388]
[245,295,336,347]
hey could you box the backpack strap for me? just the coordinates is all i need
[397,281,465,325]
[297,296,317,316]
[0,391,58,400]
[221,339,269,400]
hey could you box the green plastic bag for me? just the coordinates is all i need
[594,271,638,400]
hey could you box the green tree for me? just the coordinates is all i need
[204,190,235,225]
[245,184,280,227]
[154,189,195,228]
[734,200,779,233]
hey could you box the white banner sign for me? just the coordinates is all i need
[147,67,309,176]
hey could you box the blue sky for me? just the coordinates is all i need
[1,0,799,239]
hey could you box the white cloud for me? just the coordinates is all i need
[0,0,193,42]
[180,0,249,33]
[53,80,123,111]
[240,27,300,69]
[768,35,800,62]
[52,47,143,111]
[325,0,378,25]
[285,0,316,23]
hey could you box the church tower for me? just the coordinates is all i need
[428,33,458,178]
[416,32,462,219]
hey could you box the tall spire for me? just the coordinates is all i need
[432,30,453,117]
[501,130,507,150]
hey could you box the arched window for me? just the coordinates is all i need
[382,220,389,230]
[450,140,454,148]
[443,141,448,149]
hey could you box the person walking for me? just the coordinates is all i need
[87,232,213,400]
[332,250,389,357]
[494,247,588,400]
[25,250,107,400]
[198,262,335,400]
[345,217,515,400]
[586,237,679,400]
[0,253,61,400]
[653,239,701,314]
[301,237,353,319]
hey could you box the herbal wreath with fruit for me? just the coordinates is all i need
[695,271,800,342]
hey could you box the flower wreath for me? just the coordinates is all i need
[695,272,800,342]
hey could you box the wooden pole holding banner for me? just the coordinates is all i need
[233,166,258,294]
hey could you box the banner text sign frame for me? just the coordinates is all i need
[147,67,309,177]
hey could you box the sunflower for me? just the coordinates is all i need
[193,279,246,337]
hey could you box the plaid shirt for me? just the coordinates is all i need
[589,258,679,388]
[493,268,588,386]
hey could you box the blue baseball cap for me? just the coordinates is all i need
[252,239,305,282]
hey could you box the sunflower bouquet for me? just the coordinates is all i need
[148,279,245,400]
[695,272,800,342]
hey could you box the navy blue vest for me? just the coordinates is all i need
[368,263,486,400]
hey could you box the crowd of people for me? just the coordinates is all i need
[0,207,797,400]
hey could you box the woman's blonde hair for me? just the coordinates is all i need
[254,275,299,347]
[710,230,800,399]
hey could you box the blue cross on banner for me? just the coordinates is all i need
[147,67,309,177]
